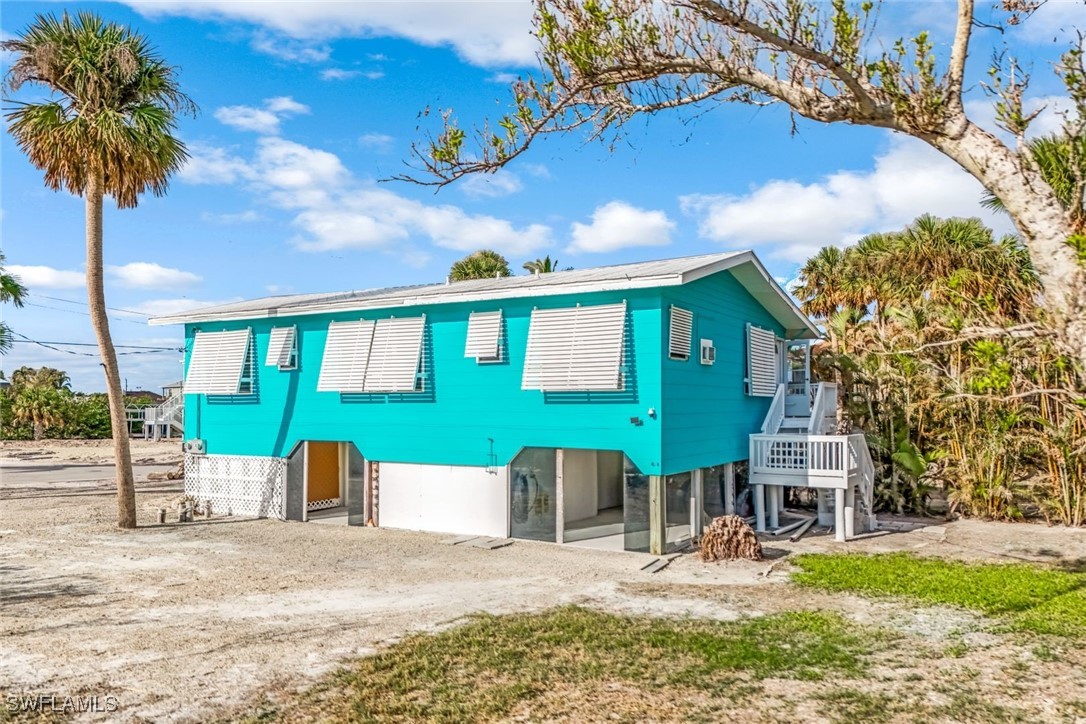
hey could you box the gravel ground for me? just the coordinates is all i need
[2,444,1085,722]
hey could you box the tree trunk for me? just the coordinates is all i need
[85,172,137,529]
[926,122,1086,371]
[33,420,43,441]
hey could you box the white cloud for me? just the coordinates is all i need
[213,96,310,135]
[131,297,244,319]
[201,209,263,224]
[181,135,552,257]
[681,135,1014,264]
[250,32,330,63]
[1013,0,1084,44]
[179,143,254,185]
[487,72,518,84]
[7,265,84,289]
[362,70,385,80]
[320,68,362,81]
[460,170,523,199]
[359,132,394,151]
[107,262,202,290]
[122,1,537,67]
[567,202,675,254]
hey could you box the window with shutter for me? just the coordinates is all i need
[184,329,253,395]
[265,326,297,370]
[317,320,375,392]
[464,310,502,362]
[668,306,693,360]
[363,316,426,392]
[746,323,778,397]
[522,301,626,391]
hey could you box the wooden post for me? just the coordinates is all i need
[555,448,565,544]
[834,488,846,542]
[844,486,856,539]
[754,483,766,532]
[767,485,779,529]
[723,463,735,516]
[649,474,665,555]
[691,468,704,536]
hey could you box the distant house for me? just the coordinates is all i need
[151,251,873,552]
[124,389,165,405]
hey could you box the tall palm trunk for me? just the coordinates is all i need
[86,172,137,528]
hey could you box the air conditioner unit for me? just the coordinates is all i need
[700,339,716,366]
[183,438,206,455]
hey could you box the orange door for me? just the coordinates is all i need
[307,442,340,503]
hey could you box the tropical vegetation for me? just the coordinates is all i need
[0,366,129,441]
[449,249,512,280]
[523,255,561,274]
[0,251,28,353]
[3,12,193,527]
[795,214,1085,526]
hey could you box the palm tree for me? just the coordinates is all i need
[11,366,71,391]
[3,12,193,528]
[450,249,512,281]
[11,385,66,441]
[0,251,28,353]
[523,255,560,274]
[983,133,1085,234]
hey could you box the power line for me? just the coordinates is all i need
[30,293,153,318]
[10,332,183,358]
[23,302,153,327]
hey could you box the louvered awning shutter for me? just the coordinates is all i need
[464,310,502,361]
[747,323,778,397]
[265,326,296,368]
[184,329,252,395]
[363,316,426,392]
[317,320,375,392]
[522,302,626,391]
[669,306,693,360]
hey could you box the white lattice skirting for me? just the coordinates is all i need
[307,497,341,512]
[184,453,285,519]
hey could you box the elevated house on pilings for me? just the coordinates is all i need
[150,250,874,553]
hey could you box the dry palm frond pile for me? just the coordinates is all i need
[699,515,762,562]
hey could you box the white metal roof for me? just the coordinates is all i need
[149,250,818,338]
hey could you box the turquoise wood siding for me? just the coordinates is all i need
[659,271,785,474]
[185,289,665,475]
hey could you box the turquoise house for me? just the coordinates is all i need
[151,251,817,553]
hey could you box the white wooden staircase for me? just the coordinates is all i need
[749,382,876,541]
[143,393,184,441]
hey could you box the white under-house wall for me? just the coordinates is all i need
[561,449,599,524]
[378,462,508,538]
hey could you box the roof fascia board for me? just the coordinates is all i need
[683,251,818,339]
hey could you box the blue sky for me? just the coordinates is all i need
[1,0,1080,392]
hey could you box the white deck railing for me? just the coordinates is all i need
[807,382,838,434]
[750,433,851,488]
[143,394,184,439]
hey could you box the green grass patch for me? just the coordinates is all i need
[259,606,893,722]
[792,552,1086,637]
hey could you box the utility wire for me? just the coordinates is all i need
[23,302,154,327]
[30,293,153,318]
[11,332,183,358]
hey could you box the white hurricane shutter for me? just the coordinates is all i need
[522,302,626,391]
[265,326,296,368]
[363,316,426,392]
[184,329,252,395]
[317,320,375,392]
[747,323,778,397]
[464,310,502,361]
[669,306,693,360]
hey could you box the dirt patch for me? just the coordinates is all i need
[0,439,183,466]
[1,459,1085,722]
